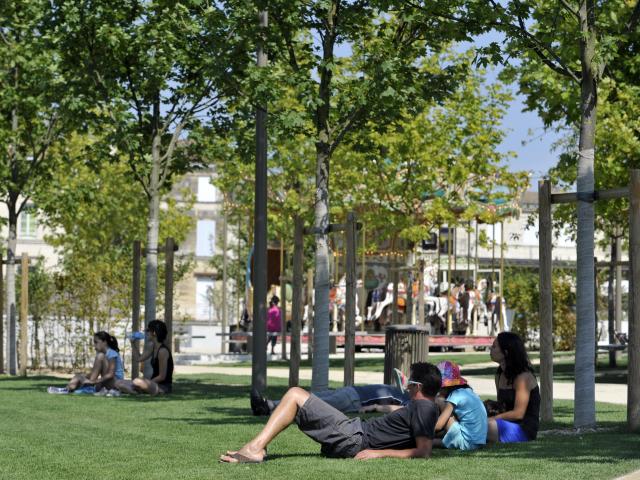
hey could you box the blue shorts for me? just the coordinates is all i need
[442,421,483,451]
[496,419,529,443]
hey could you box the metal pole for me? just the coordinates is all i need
[164,238,174,350]
[19,253,28,376]
[251,8,269,397]
[627,170,640,431]
[344,212,357,386]
[131,241,141,379]
[538,179,554,422]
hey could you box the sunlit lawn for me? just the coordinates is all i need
[1,372,639,480]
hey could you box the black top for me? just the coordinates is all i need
[151,344,174,390]
[361,399,438,450]
[497,384,541,440]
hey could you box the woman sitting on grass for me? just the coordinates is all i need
[487,331,540,443]
[48,331,124,395]
[433,360,487,451]
[116,320,174,395]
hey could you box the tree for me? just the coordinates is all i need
[0,0,85,374]
[245,0,475,391]
[54,0,248,340]
[494,0,640,428]
[402,0,640,429]
[35,133,194,367]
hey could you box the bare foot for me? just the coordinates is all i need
[219,447,265,463]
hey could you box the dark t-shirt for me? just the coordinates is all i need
[361,399,438,450]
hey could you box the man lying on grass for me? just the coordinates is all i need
[220,362,441,463]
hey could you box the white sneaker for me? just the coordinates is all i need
[94,388,109,396]
[106,389,121,397]
[47,387,69,395]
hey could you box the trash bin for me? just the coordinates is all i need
[383,325,429,385]
[229,324,247,354]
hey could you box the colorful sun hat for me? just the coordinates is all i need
[437,360,468,388]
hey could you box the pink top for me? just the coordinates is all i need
[267,305,282,333]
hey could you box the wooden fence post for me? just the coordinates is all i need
[0,253,4,374]
[344,212,357,386]
[164,237,175,350]
[19,253,28,377]
[131,241,141,379]
[289,216,304,387]
[628,170,640,431]
[417,260,425,327]
[306,267,314,362]
[538,179,554,422]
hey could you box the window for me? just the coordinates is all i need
[196,277,215,321]
[19,210,38,239]
[196,220,216,257]
[197,177,218,202]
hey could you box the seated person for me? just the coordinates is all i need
[48,331,123,395]
[251,384,409,416]
[433,361,487,451]
[487,332,540,443]
[116,320,174,395]
[221,362,441,463]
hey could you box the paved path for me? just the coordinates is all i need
[175,365,628,405]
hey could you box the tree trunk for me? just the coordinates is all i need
[574,0,597,428]
[6,208,18,375]
[143,125,162,378]
[311,142,331,392]
[311,2,336,392]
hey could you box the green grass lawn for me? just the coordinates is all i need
[1,373,639,480]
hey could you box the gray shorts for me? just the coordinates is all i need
[295,394,366,458]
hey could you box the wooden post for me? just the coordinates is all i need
[289,216,304,387]
[499,221,505,331]
[628,170,640,431]
[279,238,287,360]
[447,227,453,334]
[221,209,228,355]
[392,248,399,325]
[405,270,413,325]
[474,221,479,284]
[607,237,617,367]
[467,221,471,280]
[131,241,141,379]
[164,237,174,350]
[538,179,554,422]
[19,253,28,377]
[0,253,4,374]
[306,267,314,361]
[417,260,425,327]
[344,212,357,386]
[361,224,366,332]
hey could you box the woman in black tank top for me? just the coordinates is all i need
[486,332,540,443]
[115,320,175,396]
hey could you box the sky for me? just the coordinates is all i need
[497,91,563,190]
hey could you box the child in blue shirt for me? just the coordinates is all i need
[434,361,487,451]
[48,331,124,395]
